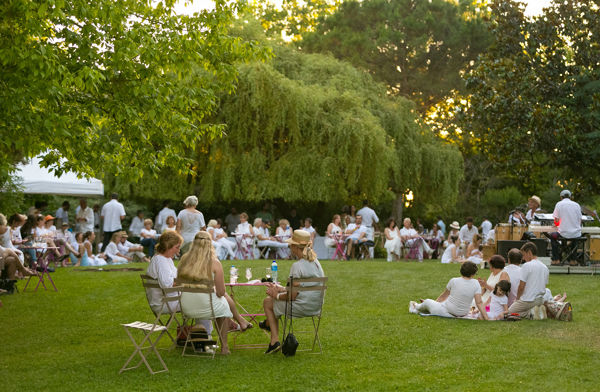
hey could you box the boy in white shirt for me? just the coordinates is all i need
[508,242,549,318]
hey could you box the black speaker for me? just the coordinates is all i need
[496,239,547,259]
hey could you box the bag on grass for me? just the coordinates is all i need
[282,276,299,357]
[547,302,573,321]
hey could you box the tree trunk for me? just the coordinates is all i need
[392,193,403,224]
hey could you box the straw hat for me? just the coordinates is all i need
[207,219,217,228]
[285,229,311,246]
[529,195,541,206]
[44,215,55,222]
[118,231,128,237]
[449,221,460,230]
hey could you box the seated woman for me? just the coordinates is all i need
[77,231,107,267]
[261,229,325,354]
[210,219,236,260]
[429,223,444,258]
[466,234,484,267]
[302,217,317,242]
[254,218,288,259]
[323,215,342,257]
[234,212,254,257]
[409,261,488,319]
[162,216,177,233]
[441,235,462,264]
[0,214,37,281]
[476,255,509,307]
[34,215,69,266]
[383,217,402,262]
[275,219,292,259]
[140,219,158,258]
[177,232,252,355]
[104,232,131,264]
[3,214,26,265]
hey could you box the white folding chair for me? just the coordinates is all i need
[281,276,328,354]
[119,321,170,374]
[140,274,182,348]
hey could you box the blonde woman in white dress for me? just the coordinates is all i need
[383,217,402,262]
[324,214,343,258]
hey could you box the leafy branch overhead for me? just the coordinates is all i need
[0,0,268,181]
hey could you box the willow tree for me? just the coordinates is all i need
[194,44,463,218]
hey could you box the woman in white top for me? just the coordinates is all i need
[78,231,107,267]
[410,261,488,319]
[476,255,509,306]
[146,231,184,315]
[176,195,206,253]
[104,232,131,264]
[429,223,444,258]
[178,231,252,355]
[214,219,236,260]
[128,210,145,240]
[162,216,177,233]
[140,218,158,257]
[324,215,342,248]
[441,235,461,264]
[276,219,292,259]
[466,234,484,267]
[302,217,317,242]
[234,212,254,253]
[383,217,402,262]
[206,219,226,260]
[35,215,68,264]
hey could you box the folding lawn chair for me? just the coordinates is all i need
[281,276,328,354]
[176,278,221,359]
[140,274,182,347]
[119,320,170,374]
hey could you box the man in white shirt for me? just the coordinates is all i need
[508,242,548,318]
[100,193,126,252]
[479,217,492,243]
[75,198,94,233]
[345,215,368,259]
[155,200,177,232]
[357,200,379,257]
[504,248,522,307]
[548,189,582,266]
[458,217,478,248]
[400,217,432,262]
[55,201,70,227]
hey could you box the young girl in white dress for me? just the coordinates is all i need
[383,218,402,262]
[487,280,511,320]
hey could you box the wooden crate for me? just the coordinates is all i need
[496,224,512,241]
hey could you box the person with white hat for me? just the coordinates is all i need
[260,229,325,354]
[525,195,542,223]
[548,189,582,266]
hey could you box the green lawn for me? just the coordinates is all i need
[1,259,599,391]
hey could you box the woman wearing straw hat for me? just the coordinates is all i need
[260,229,325,354]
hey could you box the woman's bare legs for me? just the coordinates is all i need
[262,296,280,345]
[224,293,251,330]
[214,317,230,355]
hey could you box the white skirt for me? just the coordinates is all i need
[181,292,232,319]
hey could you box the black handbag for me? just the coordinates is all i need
[281,276,299,357]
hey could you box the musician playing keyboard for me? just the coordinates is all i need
[548,189,582,266]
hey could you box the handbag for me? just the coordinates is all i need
[281,276,299,357]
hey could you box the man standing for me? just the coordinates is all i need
[101,193,126,252]
[155,200,177,233]
[508,242,548,318]
[459,217,478,248]
[75,198,94,233]
[55,201,70,227]
[480,217,492,243]
[357,200,379,257]
[549,189,582,266]
[436,216,446,236]
[224,207,241,235]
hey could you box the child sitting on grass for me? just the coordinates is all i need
[487,280,511,320]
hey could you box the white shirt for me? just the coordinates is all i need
[444,277,481,317]
[348,225,367,241]
[55,207,69,223]
[441,244,456,264]
[177,209,205,244]
[503,264,521,305]
[140,228,157,239]
[356,206,379,227]
[76,206,94,233]
[101,199,126,232]
[459,225,478,244]
[520,258,549,302]
[105,242,121,259]
[399,227,418,239]
[254,226,269,240]
[488,294,508,319]
[525,208,542,223]
[117,241,132,254]
[129,216,144,237]
[480,220,492,240]
[146,254,178,312]
[553,198,582,238]
[156,207,177,232]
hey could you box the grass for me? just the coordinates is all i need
[1,259,600,391]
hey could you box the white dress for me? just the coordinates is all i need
[177,209,205,245]
[441,244,456,264]
[324,224,342,248]
[467,248,484,266]
[384,228,402,261]
[180,274,233,319]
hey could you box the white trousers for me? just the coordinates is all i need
[415,299,453,317]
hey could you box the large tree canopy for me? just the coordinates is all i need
[192,40,463,211]
[0,0,265,184]
[300,0,492,111]
[456,0,600,195]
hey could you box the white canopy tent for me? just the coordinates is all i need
[15,157,104,197]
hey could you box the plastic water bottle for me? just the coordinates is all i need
[229,265,238,284]
[271,260,278,283]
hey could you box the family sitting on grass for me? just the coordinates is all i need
[410,242,570,320]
